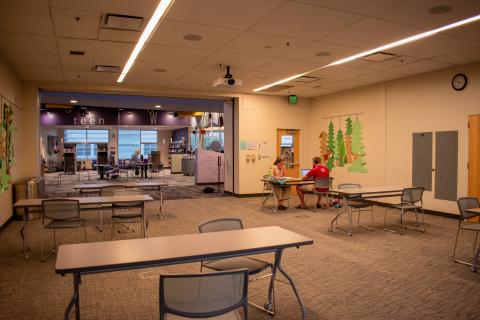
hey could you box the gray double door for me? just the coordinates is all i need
[412,131,457,201]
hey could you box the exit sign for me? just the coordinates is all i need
[288,95,297,104]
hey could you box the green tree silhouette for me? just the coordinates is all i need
[348,118,368,173]
[326,121,335,171]
[345,117,353,164]
[336,128,346,167]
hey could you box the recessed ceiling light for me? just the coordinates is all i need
[315,51,331,57]
[265,45,273,49]
[183,34,203,41]
[153,68,167,72]
[117,0,175,83]
[253,13,480,92]
[118,108,124,111]
[70,99,78,104]
[428,5,452,15]
[155,105,162,108]
[69,50,85,56]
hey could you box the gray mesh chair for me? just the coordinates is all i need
[111,189,147,239]
[309,176,332,211]
[384,187,425,234]
[160,269,249,320]
[338,183,374,231]
[41,199,85,262]
[96,185,127,232]
[453,197,480,271]
[198,218,274,314]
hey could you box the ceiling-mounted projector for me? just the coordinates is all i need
[213,65,242,87]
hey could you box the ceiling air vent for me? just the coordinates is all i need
[103,14,144,31]
[70,51,85,56]
[94,65,121,73]
[262,85,294,93]
[360,52,396,62]
[292,75,320,83]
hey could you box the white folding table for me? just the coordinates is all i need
[55,226,314,320]
[328,186,404,236]
[13,195,154,259]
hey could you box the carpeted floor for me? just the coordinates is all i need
[0,196,479,320]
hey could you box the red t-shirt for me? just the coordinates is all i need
[306,165,329,191]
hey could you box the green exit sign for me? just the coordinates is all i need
[288,95,297,104]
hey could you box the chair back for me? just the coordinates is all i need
[199,218,243,233]
[151,151,161,165]
[160,269,249,320]
[112,189,143,207]
[457,197,480,220]
[42,199,80,222]
[401,187,424,204]
[338,183,361,198]
[314,176,330,190]
[100,185,127,196]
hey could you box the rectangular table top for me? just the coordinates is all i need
[262,178,314,185]
[466,208,480,214]
[73,182,167,190]
[329,186,404,195]
[13,195,154,208]
[55,226,313,275]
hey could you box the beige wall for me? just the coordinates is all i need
[157,130,172,165]
[0,56,32,225]
[311,61,480,214]
[236,93,312,194]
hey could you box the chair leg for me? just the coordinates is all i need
[40,226,45,261]
[473,232,479,258]
[452,224,461,258]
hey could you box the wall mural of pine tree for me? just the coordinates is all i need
[336,128,346,167]
[348,117,368,173]
[344,117,353,164]
[319,131,329,163]
[0,102,15,193]
[326,121,335,171]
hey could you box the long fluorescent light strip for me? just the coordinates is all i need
[253,14,480,92]
[117,0,174,83]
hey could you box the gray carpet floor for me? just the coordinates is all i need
[0,196,479,320]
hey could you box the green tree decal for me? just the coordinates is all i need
[326,121,335,171]
[345,117,353,164]
[348,117,368,173]
[336,128,346,167]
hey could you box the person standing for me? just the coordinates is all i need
[271,158,291,210]
[295,157,330,209]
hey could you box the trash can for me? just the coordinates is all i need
[14,177,45,221]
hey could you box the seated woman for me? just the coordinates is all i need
[271,158,291,210]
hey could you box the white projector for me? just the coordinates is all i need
[212,77,243,88]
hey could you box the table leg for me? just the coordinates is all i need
[145,166,148,179]
[472,240,480,273]
[159,187,164,219]
[266,249,307,319]
[64,273,81,320]
[99,167,104,180]
[20,211,29,259]
[329,195,348,232]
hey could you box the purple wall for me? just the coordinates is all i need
[40,107,190,127]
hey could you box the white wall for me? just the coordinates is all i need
[310,61,480,214]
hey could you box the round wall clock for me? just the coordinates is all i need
[452,73,467,91]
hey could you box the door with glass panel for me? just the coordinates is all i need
[276,129,300,178]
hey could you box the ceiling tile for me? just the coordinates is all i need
[362,55,423,71]
[129,60,193,81]
[347,70,405,84]
[388,59,453,75]
[58,38,134,60]
[283,40,361,63]
[0,2,53,35]
[432,45,480,65]
[388,34,479,59]
[121,73,175,89]
[2,53,61,69]
[220,32,309,58]
[16,66,64,82]
[166,0,286,30]
[250,1,363,40]
[150,20,242,51]
[321,17,421,49]
[294,0,404,15]
[52,8,101,39]
[98,28,140,42]
[373,0,480,29]
[445,21,480,42]
[255,58,319,78]
[197,52,273,75]
[51,0,158,17]
[308,65,374,80]
[60,55,94,71]
[140,44,212,65]
[0,33,58,55]
[63,69,118,84]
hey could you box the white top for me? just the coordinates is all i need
[13,195,154,208]
[73,182,167,190]
[466,208,480,214]
[55,226,313,275]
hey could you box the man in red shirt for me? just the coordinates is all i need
[295,157,330,209]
